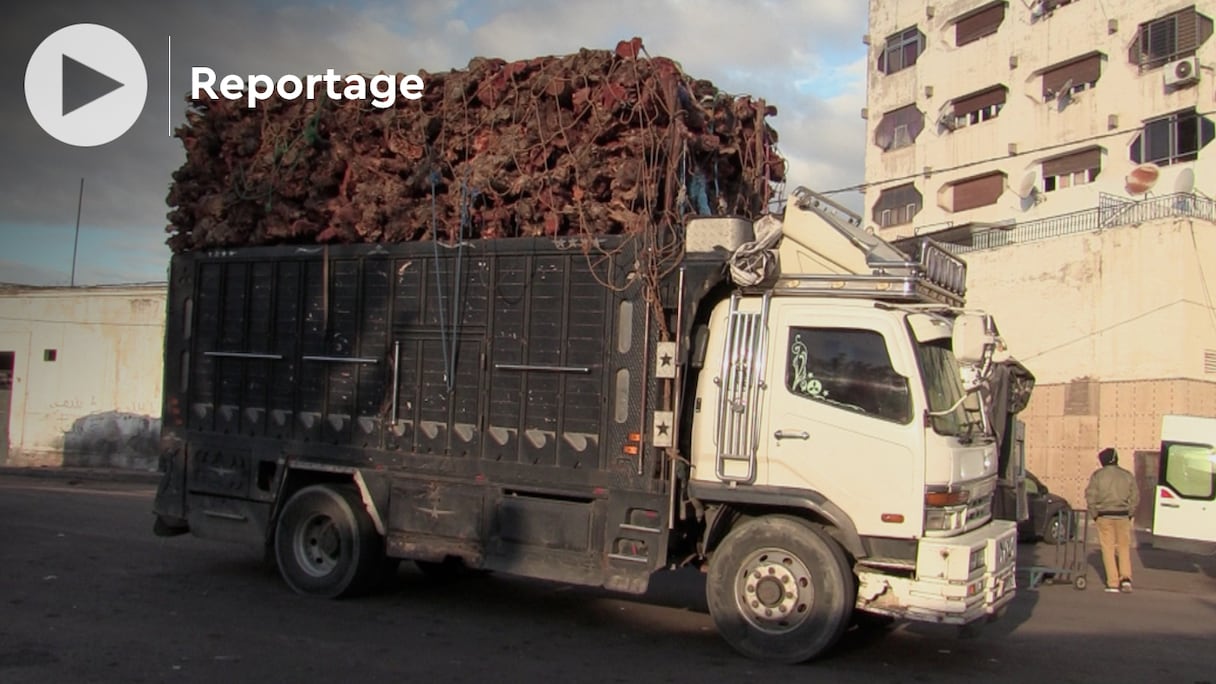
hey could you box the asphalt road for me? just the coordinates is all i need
[1,473,1214,684]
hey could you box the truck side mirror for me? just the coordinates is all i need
[952,313,996,365]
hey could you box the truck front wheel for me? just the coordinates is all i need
[706,515,855,663]
[274,484,385,598]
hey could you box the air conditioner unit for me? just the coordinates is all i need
[1165,57,1201,88]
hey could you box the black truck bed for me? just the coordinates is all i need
[158,234,731,590]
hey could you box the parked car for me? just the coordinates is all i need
[1020,472,1074,545]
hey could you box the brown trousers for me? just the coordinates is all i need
[1095,516,1134,588]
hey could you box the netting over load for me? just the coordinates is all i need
[165,38,786,252]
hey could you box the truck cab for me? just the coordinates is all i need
[679,189,1017,658]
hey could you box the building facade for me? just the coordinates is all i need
[863,0,1216,506]
[0,285,167,470]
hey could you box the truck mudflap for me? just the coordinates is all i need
[855,520,1018,625]
[152,435,190,536]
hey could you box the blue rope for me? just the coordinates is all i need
[689,172,710,215]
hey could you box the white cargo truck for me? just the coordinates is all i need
[154,186,1020,662]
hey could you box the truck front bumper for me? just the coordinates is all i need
[856,520,1018,625]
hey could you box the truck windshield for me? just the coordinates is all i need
[914,339,972,438]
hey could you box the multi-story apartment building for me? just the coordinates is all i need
[863,1,1216,508]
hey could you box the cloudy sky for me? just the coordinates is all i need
[1,0,868,285]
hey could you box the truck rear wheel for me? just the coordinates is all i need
[706,515,855,663]
[274,484,385,598]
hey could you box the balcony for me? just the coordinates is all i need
[916,192,1216,255]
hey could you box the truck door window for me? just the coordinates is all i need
[784,327,911,424]
[912,338,972,438]
[1162,442,1216,500]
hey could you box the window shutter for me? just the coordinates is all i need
[1200,13,1214,44]
[1041,54,1101,97]
[1042,148,1101,177]
[872,184,922,223]
[951,173,1005,211]
[956,3,1005,46]
[1177,6,1199,52]
[953,87,1006,116]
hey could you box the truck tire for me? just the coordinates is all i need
[274,484,385,598]
[706,515,855,663]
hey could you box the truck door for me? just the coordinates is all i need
[760,305,922,539]
[1153,415,1216,553]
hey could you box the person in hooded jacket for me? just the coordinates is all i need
[1085,447,1139,593]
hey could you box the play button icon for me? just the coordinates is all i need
[25,24,148,147]
[62,55,126,117]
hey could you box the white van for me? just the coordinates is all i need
[1154,415,1216,555]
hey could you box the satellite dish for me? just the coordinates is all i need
[1051,78,1076,113]
[1175,167,1196,194]
[1125,163,1161,196]
[875,127,894,150]
[936,103,957,131]
[1014,171,1039,200]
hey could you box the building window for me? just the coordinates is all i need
[784,327,911,424]
[874,105,924,151]
[944,172,1006,212]
[1041,53,1102,100]
[950,86,1006,128]
[1130,109,1215,166]
[955,2,1005,46]
[872,183,923,227]
[1130,6,1214,69]
[1042,148,1101,191]
[878,27,925,75]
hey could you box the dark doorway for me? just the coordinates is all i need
[0,350,13,460]
[1133,449,1159,532]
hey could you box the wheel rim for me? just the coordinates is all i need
[735,547,815,634]
[1047,517,1061,541]
[292,512,344,578]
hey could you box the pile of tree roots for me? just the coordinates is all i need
[165,38,786,252]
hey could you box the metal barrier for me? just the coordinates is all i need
[941,192,1216,254]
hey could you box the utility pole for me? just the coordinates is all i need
[71,177,83,287]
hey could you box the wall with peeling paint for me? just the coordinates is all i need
[0,285,166,469]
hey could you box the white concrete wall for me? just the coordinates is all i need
[864,0,1216,238]
[957,216,1216,503]
[963,216,1216,384]
[0,285,167,469]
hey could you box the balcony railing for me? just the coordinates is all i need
[935,192,1216,255]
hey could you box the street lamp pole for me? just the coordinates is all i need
[71,177,83,287]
